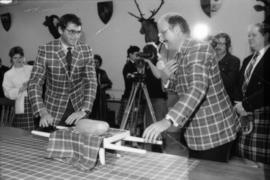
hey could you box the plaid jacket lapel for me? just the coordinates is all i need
[54,40,73,79]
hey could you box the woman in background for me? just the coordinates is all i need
[90,54,112,121]
[2,46,35,131]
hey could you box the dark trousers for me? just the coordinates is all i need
[188,141,233,162]
[58,100,75,126]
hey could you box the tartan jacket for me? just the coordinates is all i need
[28,39,97,124]
[166,38,239,151]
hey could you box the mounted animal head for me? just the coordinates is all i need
[43,15,60,39]
[128,0,164,44]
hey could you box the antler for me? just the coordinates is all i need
[148,0,164,19]
[128,0,145,20]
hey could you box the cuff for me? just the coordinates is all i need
[165,114,178,127]
[163,80,170,88]
[80,108,90,116]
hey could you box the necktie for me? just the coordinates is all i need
[66,47,72,75]
[242,52,259,95]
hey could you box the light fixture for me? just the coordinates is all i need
[192,23,210,41]
[0,0,13,5]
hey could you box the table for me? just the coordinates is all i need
[0,127,269,180]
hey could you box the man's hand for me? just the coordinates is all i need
[18,82,28,94]
[126,73,135,79]
[234,101,250,116]
[39,109,54,127]
[143,119,172,143]
[159,60,178,84]
[65,111,86,125]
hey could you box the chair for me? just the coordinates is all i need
[0,97,15,127]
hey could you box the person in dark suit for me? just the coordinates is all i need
[90,54,112,121]
[28,14,107,129]
[143,13,240,162]
[116,46,141,126]
[0,58,9,98]
[214,33,240,104]
[234,23,270,165]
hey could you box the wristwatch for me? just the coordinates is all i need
[166,118,174,126]
[81,108,90,117]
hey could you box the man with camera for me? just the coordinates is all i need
[117,46,141,126]
[118,44,167,145]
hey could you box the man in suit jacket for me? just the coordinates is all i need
[28,14,97,127]
[143,13,239,162]
[234,23,270,164]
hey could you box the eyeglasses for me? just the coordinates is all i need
[65,29,82,36]
[216,41,226,46]
[12,56,23,60]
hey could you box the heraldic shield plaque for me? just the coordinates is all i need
[201,0,223,17]
[97,1,113,24]
[1,13,11,31]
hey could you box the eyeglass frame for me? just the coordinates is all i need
[65,28,82,36]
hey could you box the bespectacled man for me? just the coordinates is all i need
[143,13,240,162]
[28,13,107,131]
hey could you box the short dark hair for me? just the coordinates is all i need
[9,46,24,58]
[58,13,82,30]
[127,45,140,57]
[142,43,158,65]
[214,33,232,52]
[94,54,103,66]
[162,13,190,35]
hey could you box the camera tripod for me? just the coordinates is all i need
[120,77,157,135]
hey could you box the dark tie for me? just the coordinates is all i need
[242,52,259,95]
[66,47,72,75]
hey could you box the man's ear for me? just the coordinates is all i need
[173,25,182,35]
[58,26,63,35]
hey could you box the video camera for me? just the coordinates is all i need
[133,44,158,80]
[134,52,152,70]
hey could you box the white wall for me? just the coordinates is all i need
[0,0,263,99]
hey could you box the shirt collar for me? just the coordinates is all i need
[177,38,192,55]
[60,40,74,53]
[258,44,270,56]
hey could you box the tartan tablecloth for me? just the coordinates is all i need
[47,128,103,171]
[0,132,199,180]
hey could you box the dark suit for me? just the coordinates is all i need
[239,49,270,111]
[0,65,9,97]
[236,48,270,164]
[218,53,240,103]
[90,68,112,121]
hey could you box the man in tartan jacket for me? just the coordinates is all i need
[143,13,239,162]
[28,14,97,127]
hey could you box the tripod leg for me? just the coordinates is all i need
[130,86,143,136]
[141,83,157,123]
[120,82,140,129]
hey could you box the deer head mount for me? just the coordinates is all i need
[128,0,164,44]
